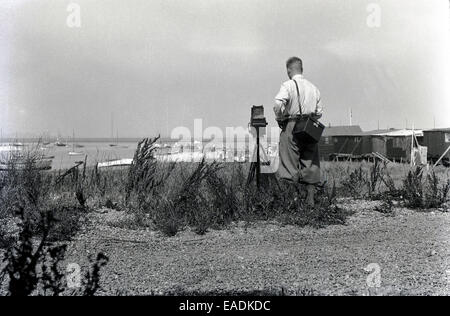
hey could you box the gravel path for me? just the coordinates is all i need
[67,202,450,296]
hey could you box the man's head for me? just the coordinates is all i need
[286,56,303,79]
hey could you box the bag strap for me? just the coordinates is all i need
[292,79,302,115]
[293,78,318,116]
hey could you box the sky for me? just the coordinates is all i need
[0,0,449,138]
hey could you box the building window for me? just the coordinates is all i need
[354,137,361,143]
[324,137,330,145]
[445,133,450,143]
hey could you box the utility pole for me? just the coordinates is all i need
[166,107,169,138]
[111,112,114,140]
[349,108,353,126]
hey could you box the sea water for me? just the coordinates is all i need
[0,139,278,170]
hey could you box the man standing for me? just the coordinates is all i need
[273,57,323,207]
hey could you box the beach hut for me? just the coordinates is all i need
[423,128,450,166]
[368,129,425,162]
[325,128,382,160]
[326,129,425,163]
[319,126,362,160]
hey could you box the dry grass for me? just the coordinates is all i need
[3,142,448,241]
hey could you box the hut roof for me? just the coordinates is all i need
[322,125,363,137]
[423,128,450,132]
[329,128,394,137]
[374,129,424,137]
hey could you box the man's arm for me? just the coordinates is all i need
[314,88,323,119]
[274,83,289,121]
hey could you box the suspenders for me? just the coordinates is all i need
[292,78,318,116]
[292,79,302,116]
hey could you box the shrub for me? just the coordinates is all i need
[0,207,109,296]
[126,136,170,204]
[424,171,450,209]
[204,165,240,227]
[0,150,90,245]
[42,200,87,242]
[402,167,424,208]
[152,198,182,237]
[341,166,368,198]
[368,160,385,198]
[401,167,449,210]
[81,253,109,296]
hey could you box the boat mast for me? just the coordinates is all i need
[111,113,114,143]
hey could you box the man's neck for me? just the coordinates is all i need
[291,73,303,79]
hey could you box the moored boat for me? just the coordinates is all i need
[97,158,133,168]
[0,159,52,171]
[68,151,84,156]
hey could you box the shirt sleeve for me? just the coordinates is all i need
[274,83,289,120]
[315,88,323,117]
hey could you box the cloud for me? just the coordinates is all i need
[323,39,373,60]
[187,42,262,56]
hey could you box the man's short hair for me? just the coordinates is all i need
[286,57,303,73]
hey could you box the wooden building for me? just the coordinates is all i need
[319,126,362,160]
[370,129,424,162]
[423,128,450,164]
[324,129,425,162]
[324,129,391,160]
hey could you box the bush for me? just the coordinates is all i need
[402,167,424,208]
[0,150,91,247]
[339,161,386,200]
[400,167,449,210]
[0,209,108,296]
[424,171,450,209]
[341,166,367,198]
[152,198,182,237]
[367,160,385,198]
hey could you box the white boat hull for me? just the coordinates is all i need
[68,152,84,156]
[98,158,133,168]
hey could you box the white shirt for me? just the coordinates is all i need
[273,74,323,120]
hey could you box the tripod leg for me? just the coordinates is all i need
[247,162,256,186]
[246,141,259,186]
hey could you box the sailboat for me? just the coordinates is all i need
[108,114,128,148]
[68,130,83,156]
[109,130,119,147]
[54,130,67,147]
[115,130,128,149]
[109,113,118,147]
[55,136,67,147]
[12,133,25,147]
[42,132,51,146]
